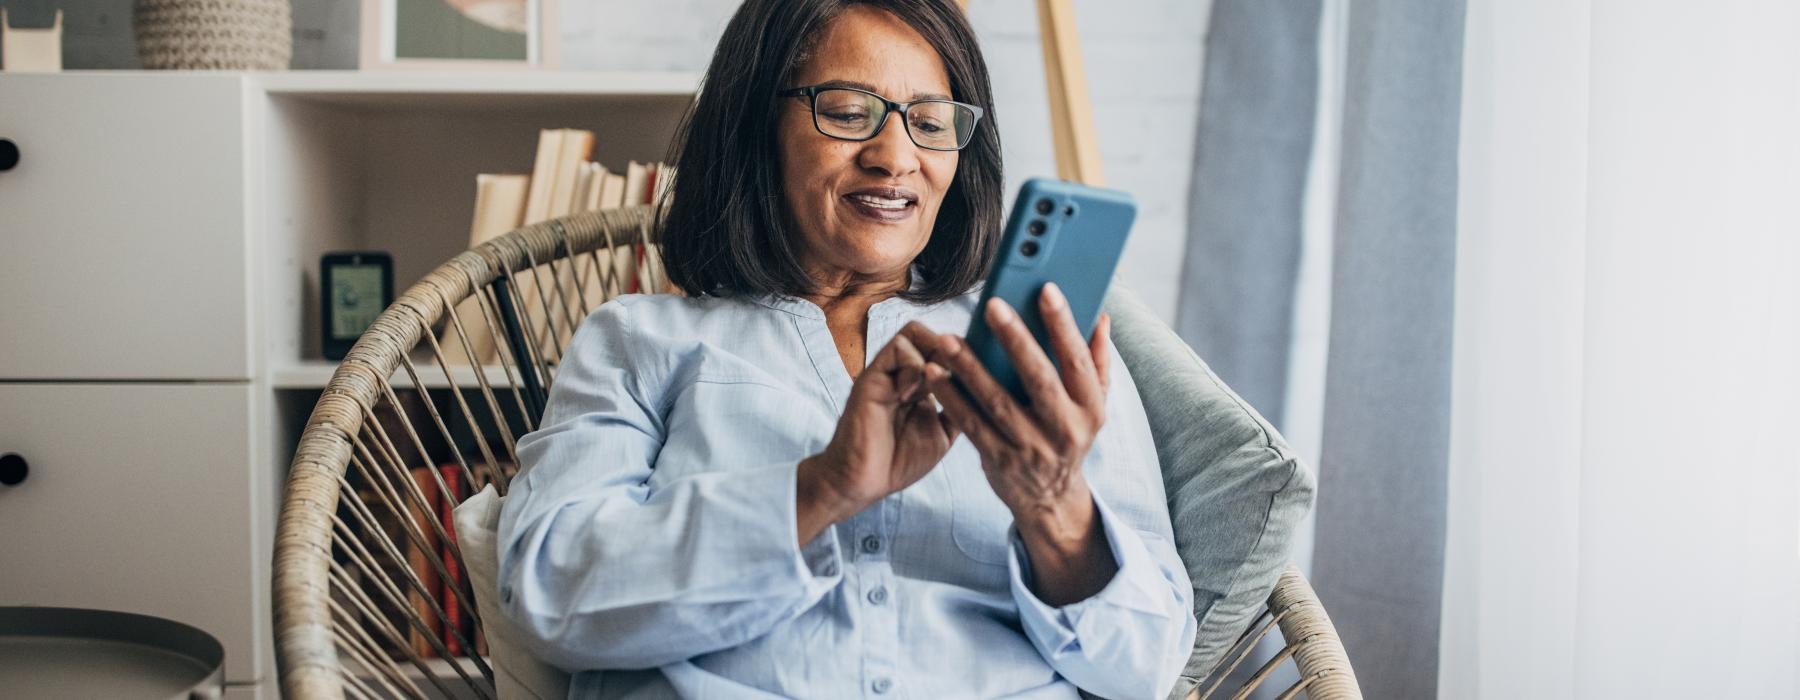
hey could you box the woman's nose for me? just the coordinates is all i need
[857,113,922,177]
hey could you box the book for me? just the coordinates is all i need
[406,467,444,658]
[354,467,444,660]
[522,129,564,226]
[437,465,467,657]
[352,481,412,658]
[440,173,530,365]
[344,461,522,662]
[569,164,593,216]
[622,160,649,213]
[443,128,685,375]
[518,129,597,352]
[599,168,626,209]
[640,163,667,294]
[621,161,651,295]
[650,164,677,294]
[595,167,635,301]
[650,162,676,206]
[560,161,608,316]
[569,162,615,310]
[583,162,608,212]
[547,130,595,220]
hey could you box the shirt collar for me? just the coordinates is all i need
[749,262,931,320]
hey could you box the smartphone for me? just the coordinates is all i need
[962,177,1136,404]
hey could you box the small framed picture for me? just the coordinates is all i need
[321,251,394,361]
[359,0,561,71]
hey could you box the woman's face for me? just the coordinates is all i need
[779,6,959,286]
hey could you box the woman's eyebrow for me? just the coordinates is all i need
[815,78,952,102]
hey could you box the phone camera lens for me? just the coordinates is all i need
[1021,240,1040,257]
[1028,220,1047,236]
[1063,205,1075,217]
[1035,198,1055,215]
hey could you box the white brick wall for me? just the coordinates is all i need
[561,0,1210,322]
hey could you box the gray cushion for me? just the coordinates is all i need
[1103,283,1318,699]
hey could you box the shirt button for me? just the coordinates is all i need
[867,586,888,606]
[872,677,893,694]
[861,535,883,554]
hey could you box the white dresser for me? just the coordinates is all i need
[0,70,694,697]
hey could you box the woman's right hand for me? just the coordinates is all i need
[796,321,960,544]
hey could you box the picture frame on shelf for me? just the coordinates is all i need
[321,251,394,361]
[359,0,560,71]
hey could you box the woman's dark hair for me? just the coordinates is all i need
[656,0,1004,304]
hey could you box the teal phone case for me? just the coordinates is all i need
[963,177,1137,404]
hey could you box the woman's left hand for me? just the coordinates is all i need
[920,282,1118,603]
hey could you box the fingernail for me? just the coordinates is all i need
[1044,282,1065,310]
[987,297,1016,324]
[939,334,961,355]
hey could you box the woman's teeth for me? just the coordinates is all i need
[850,194,910,209]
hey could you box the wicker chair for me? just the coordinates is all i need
[272,206,1360,700]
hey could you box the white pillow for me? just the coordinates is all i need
[453,484,572,700]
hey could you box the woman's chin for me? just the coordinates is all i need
[821,243,923,279]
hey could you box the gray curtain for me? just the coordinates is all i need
[1177,0,1322,425]
[1311,2,1464,698]
[1178,5,1321,694]
[1178,1,1465,697]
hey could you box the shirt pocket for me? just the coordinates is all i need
[942,444,1016,567]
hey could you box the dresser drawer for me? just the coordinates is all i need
[0,383,263,684]
[0,74,250,380]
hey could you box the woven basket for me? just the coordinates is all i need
[133,0,291,70]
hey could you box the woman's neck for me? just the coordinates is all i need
[799,263,912,317]
[799,262,912,380]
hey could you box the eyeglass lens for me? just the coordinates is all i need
[812,89,975,150]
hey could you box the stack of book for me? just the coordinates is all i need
[442,127,674,365]
[353,461,517,662]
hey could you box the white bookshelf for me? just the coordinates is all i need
[272,360,528,391]
[0,70,697,699]
[257,69,698,101]
[259,70,699,385]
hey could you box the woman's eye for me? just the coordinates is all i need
[823,111,869,124]
[912,119,946,134]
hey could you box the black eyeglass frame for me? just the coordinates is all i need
[778,84,986,152]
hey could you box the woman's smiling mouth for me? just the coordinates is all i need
[843,186,919,222]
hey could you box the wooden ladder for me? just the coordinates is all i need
[958,0,1104,186]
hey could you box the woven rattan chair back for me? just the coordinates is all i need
[272,207,1359,699]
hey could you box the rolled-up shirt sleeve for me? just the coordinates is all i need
[497,299,843,672]
[1007,492,1198,700]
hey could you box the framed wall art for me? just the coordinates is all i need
[359,0,561,70]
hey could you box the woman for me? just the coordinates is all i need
[498,1,1197,697]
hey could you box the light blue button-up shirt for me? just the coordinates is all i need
[498,268,1197,699]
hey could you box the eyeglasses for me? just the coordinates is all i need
[779,84,984,152]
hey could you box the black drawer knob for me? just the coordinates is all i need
[0,139,17,172]
[0,453,27,486]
